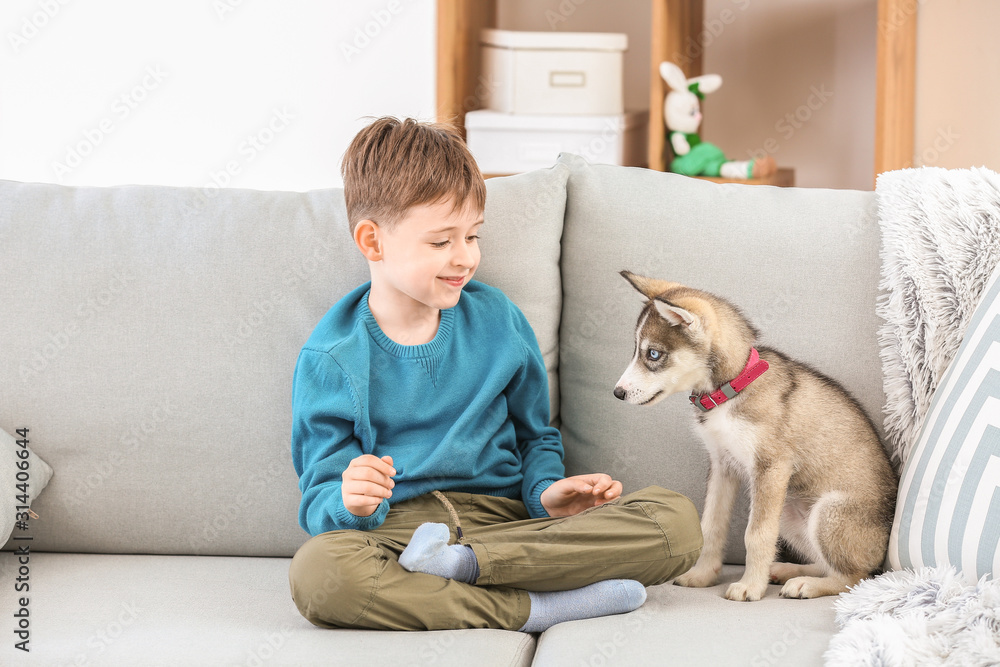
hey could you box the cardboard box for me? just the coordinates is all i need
[465,109,648,174]
[480,29,627,115]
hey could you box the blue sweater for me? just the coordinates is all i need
[291,281,565,534]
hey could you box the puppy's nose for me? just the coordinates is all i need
[613,386,626,401]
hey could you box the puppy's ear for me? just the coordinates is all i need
[652,298,696,327]
[620,270,683,300]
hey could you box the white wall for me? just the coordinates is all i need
[702,0,876,190]
[0,0,436,190]
[915,0,1000,171]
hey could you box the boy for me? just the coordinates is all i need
[288,117,702,632]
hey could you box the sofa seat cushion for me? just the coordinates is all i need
[0,553,535,666]
[532,565,837,666]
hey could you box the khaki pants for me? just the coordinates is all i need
[288,486,702,631]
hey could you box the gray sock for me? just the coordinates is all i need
[519,580,647,633]
[398,522,479,584]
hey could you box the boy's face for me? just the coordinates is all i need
[375,197,483,312]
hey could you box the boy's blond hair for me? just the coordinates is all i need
[341,117,486,234]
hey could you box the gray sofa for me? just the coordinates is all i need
[0,153,887,666]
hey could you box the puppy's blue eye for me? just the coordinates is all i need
[647,349,662,361]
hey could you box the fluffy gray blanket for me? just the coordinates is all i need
[875,166,1000,466]
[825,568,1000,666]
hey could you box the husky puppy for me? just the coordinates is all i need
[613,271,897,601]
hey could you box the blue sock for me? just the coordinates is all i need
[519,580,647,633]
[398,522,479,584]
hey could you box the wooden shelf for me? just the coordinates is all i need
[435,0,704,169]
[693,168,796,187]
[436,1,919,185]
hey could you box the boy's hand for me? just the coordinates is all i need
[342,455,396,517]
[540,474,623,517]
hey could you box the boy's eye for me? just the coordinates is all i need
[646,349,663,361]
[431,235,478,248]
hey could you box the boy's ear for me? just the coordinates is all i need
[353,220,382,262]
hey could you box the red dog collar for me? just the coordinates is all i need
[690,348,769,412]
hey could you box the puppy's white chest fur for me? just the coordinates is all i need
[692,404,759,471]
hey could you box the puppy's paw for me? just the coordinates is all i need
[780,576,846,599]
[768,562,800,584]
[674,564,720,588]
[725,579,767,602]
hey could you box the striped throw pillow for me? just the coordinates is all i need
[888,260,1000,583]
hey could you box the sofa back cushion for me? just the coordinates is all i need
[0,164,566,556]
[557,154,886,564]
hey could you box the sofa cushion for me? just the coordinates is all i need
[557,153,886,563]
[476,163,569,423]
[0,164,566,556]
[0,553,535,666]
[888,259,1000,583]
[532,565,837,666]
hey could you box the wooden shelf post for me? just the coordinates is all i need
[874,0,917,182]
[436,0,497,135]
[649,0,705,172]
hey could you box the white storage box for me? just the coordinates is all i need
[465,109,648,174]
[480,29,627,115]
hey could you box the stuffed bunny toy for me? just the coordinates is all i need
[660,61,775,179]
